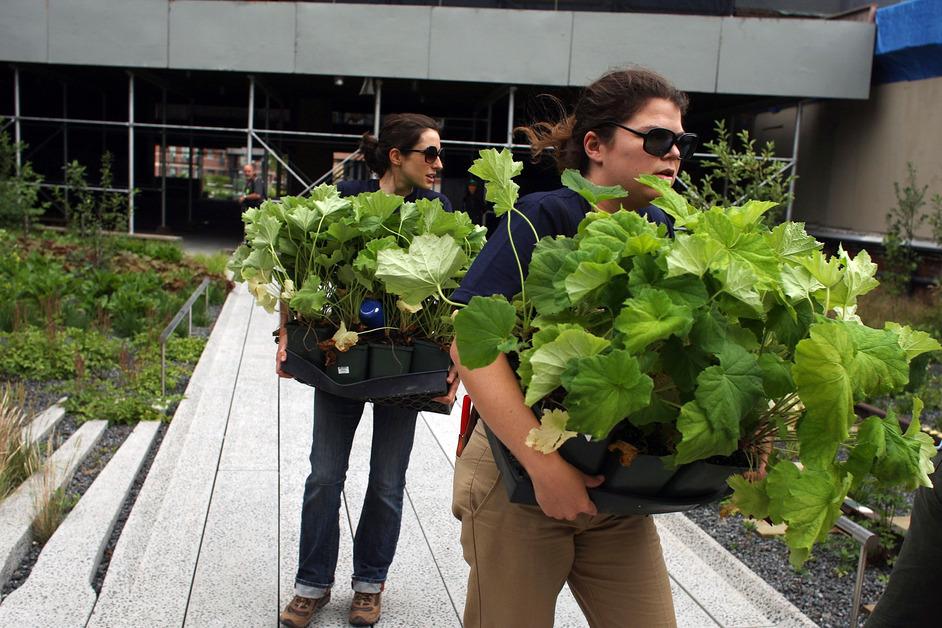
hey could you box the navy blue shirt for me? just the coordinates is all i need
[453,187,674,304]
[337,179,453,212]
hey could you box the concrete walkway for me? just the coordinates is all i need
[81,285,815,627]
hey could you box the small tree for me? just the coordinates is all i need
[679,119,795,224]
[0,123,46,231]
[882,163,927,295]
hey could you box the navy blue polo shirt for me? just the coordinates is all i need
[337,179,453,212]
[453,187,674,303]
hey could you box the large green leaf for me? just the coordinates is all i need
[469,149,523,216]
[628,255,709,310]
[843,415,885,491]
[828,247,879,310]
[728,475,770,520]
[885,322,942,360]
[376,234,467,304]
[564,260,626,305]
[560,350,653,440]
[637,174,700,229]
[286,205,319,234]
[354,191,403,234]
[453,296,517,369]
[289,277,327,319]
[525,237,576,315]
[614,288,694,354]
[661,336,711,393]
[793,322,856,465]
[767,221,822,261]
[675,400,739,464]
[757,352,795,398]
[524,329,610,406]
[766,462,851,567]
[726,200,779,230]
[690,344,763,454]
[845,322,909,397]
[252,214,283,249]
[666,234,721,278]
[561,169,627,207]
[872,401,937,490]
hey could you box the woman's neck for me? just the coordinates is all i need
[378,171,414,198]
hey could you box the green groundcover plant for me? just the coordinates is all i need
[451,149,940,567]
[228,184,486,346]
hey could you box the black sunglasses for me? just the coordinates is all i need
[402,146,444,165]
[605,122,698,160]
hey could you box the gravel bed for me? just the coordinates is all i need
[0,296,224,599]
[685,502,892,627]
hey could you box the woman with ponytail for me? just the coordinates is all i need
[279,113,455,628]
[336,113,452,210]
[450,67,697,627]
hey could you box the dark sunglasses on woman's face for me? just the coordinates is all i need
[605,122,698,160]
[402,145,444,165]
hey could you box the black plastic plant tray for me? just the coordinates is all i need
[484,425,730,516]
[283,349,453,415]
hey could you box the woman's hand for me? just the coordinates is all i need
[430,364,460,406]
[275,326,292,378]
[529,455,604,521]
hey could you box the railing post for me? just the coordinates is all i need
[128,72,135,235]
[785,101,803,223]
[13,67,21,174]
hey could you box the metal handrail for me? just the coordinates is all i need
[834,515,878,627]
[303,150,364,194]
[159,277,211,397]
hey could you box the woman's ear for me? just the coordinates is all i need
[388,147,403,168]
[583,130,605,167]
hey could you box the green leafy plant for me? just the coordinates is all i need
[451,148,939,567]
[0,122,46,230]
[228,185,486,347]
[882,163,928,295]
[679,119,795,224]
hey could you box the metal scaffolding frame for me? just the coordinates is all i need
[6,65,801,234]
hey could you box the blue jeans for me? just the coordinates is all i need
[294,389,418,598]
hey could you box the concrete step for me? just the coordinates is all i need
[88,287,256,627]
[0,420,108,590]
[25,397,67,445]
[0,421,160,626]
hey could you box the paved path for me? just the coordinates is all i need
[79,285,815,627]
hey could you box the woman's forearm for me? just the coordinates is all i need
[449,341,561,476]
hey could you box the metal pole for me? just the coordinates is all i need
[506,86,516,147]
[160,87,167,229]
[785,101,803,223]
[128,72,135,234]
[62,83,68,175]
[188,107,194,225]
[247,76,255,168]
[13,67,21,173]
[486,102,492,143]
[373,79,383,137]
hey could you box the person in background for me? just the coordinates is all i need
[278,113,458,628]
[460,178,487,226]
[239,162,266,210]
[450,67,697,627]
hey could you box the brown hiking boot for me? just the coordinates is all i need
[280,592,330,627]
[348,591,382,626]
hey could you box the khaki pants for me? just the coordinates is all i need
[452,423,677,628]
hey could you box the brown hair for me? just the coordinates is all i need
[516,67,689,174]
[359,113,440,176]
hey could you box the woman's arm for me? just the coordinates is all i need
[450,341,603,521]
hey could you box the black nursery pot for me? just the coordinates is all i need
[602,454,677,497]
[284,321,334,366]
[410,339,452,373]
[368,344,414,379]
[558,435,613,475]
[327,345,369,384]
[660,458,749,500]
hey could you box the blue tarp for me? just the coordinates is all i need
[874,0,942,84]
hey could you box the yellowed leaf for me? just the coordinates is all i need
[333,322,360,352]
[525,408,577,454]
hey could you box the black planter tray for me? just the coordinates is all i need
[283,349,453,415]
[484,424,733,516]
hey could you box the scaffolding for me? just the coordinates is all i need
[4,66,802,234]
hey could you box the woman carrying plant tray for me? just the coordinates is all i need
[449,68,695,627]
[278,113,459,628]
